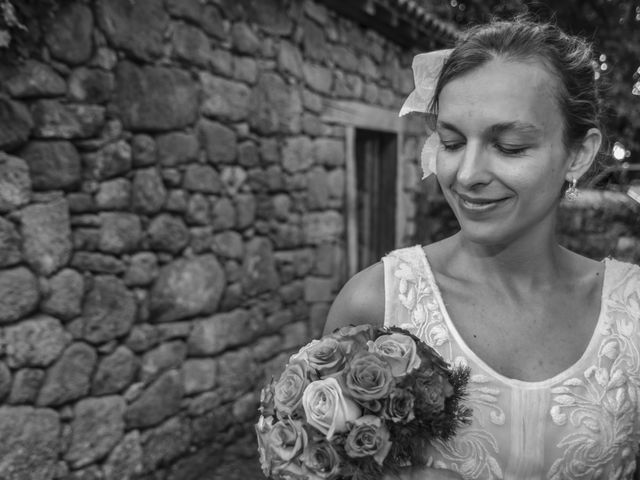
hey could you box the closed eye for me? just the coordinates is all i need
[441,141,465,152]
[495,144,528,156]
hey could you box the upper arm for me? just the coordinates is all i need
[322,261,386,336]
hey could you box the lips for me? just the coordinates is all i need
[455,192,511,212]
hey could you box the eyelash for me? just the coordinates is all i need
[440,141,528,156]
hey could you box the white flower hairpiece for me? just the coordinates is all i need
[399,49,452,179]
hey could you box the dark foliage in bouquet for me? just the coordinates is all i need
[256,324,472,480]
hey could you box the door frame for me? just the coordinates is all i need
[322,100,406,277]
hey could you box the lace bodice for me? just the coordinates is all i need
[382,246,640,480]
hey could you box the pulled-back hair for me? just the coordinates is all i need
[430,18,604,153]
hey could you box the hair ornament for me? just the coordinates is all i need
[399,49,452,178]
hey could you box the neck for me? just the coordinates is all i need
[452,220,567,288]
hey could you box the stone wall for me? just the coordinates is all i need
[0,1,441,479]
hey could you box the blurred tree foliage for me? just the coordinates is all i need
[421,0,640,174]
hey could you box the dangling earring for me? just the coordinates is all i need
[565,178,579,201]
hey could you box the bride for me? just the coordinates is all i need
[324,18,640,480]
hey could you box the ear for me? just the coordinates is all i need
[565,128,602,181]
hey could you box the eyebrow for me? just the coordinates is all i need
[436,120,543,136]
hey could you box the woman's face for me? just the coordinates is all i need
[435,57,572,246]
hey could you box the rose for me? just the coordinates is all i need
[344,415,392,465]
[274,361,309,416]
[301,440,342,479]
[383,388,415,423]
[343,352,394,401]
[302,377,362,439]
[417,373,453,414]
[291,337,348,378]
[330,324,375,354]
[368,333,421,377]
[267,418,308,462]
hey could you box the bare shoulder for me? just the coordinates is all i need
[322,261,385,335]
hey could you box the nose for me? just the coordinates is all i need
[455,141,491,188]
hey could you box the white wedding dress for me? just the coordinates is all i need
[383,246,640,480]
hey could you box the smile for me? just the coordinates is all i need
[456,193,511,212]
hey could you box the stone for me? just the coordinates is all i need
[183,164,222,193]
[20,140,81,191]
[302,63,333,94]
[8,368,45,404]
[307,166,329,209]
[1,60,66,98]
[186,193,211,225]
[199,119,237,164]
[272,194,291,220]
[249,72,302,134]
[231,23,260,55]
[304,276,334,302]
[103,431,143,480]
[68,67,114,103]
[165,0,225,38]
[237,142,259,168]
[187,309,253,356]
[17,199,71,276]
[0,217,21,267]
[156,132,199,167]
[215,348,255,400]
[303,211,344,244]
[125,324,161,353]
[83,140,132,180]
[182,358,217,395]
[211,197,235,231]
[65,465,102,480]
[234,194,256,229]
[131,167,166,214]
[31,100,105,139]
[150,255,226,323]
[162,169,182,187]
[0,406,60,480]
[327,169,345,199]
[124,252,159,287]
[131,134,157,167]
[146,214,189,254]
[278,40,303,78]
[248,0,293,35]
[242,237,279,296]
[114,62,198,131]
[233,56,258,84]
[313,138,345,166]
[92,346,138,395]
[37,342,97,406]
[140,341,187,384]
[140,415,191,473]
[212,231,244,259]
[0,267,39,324]
[71,252,125,274]
[95,178,131,209]
[0,96,33,151]
[282,136,313,173]
[302,19,328,62]
[44,3,93,64]
[165,190,188,213]
[125,370,183,428]
[0,154,30,214]
[200,72,251,122]
[99,212,142,253]
[4,314,70,370]
[41,268,84,321]
[302,112,323,136]
[210,48,233,76]
[81,275,136,344]
[65,396,126,468]
[95,0,168,61]
[172,22,212,67]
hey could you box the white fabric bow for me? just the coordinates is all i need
[399,49,452,178]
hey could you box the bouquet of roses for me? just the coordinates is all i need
[255,324,471,480]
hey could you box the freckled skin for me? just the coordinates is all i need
[435,58,573,247]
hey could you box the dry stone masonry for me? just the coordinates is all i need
[0,0,434,479]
